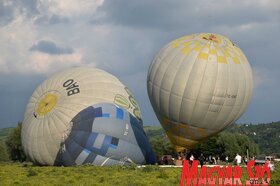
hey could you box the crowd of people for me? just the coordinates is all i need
[158,152,254,166]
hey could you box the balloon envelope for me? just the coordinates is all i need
[147,33,253,151]
[22,67,151,165]
[56,103,156,166]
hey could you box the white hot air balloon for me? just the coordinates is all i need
[147,33,253,151]
[22,67,146,165]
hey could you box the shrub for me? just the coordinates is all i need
[27,168,38,177]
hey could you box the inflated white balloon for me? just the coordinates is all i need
[147,33,253,151]
[22,67,142,165]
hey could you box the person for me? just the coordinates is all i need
[198,153,205,167]
[244,157,248,165]
[217,156,220,164]
[208,155,212,164]
[212,156,217,164]
[235,153,242,166]
[189,154,194,165]
[225,156,229,164]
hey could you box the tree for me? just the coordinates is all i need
[0,141,9,161]
[192,132,260,161]
[5,122,26,162]
[149,136,177,157]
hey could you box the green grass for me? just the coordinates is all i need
[0,162,181,186]
[1,162,278,186]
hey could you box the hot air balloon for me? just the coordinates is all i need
[56,103,156,166]
[147,33,253,152]
[22,67,155,165]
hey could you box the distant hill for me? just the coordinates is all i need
[225,121,280,155]
[1,121,279,155]
[144,121,280,156]
[0,128,13,142]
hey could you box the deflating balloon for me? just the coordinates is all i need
[22,67,152,165]
[147,33,253,151]
[56,103,156,166]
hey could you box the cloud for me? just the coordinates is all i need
[29,52,83,74]
[0,0,104,27]
[34,14,69,25]
[0,15,37,74]
[0,73,46,128]
[0,1,14,26]
[30,40,74,55]
[0,15,84,74]
[0,0,39,26]
[37,0,104,17]
[0,0,279,127]
[94,0,277,32]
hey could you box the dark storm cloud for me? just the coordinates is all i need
[0,74,45,128]
[30,40,74,55]
[94,0,275,31]
[92,0,280,124]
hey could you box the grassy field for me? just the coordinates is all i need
[0,162,181,186]
[0,162,279,186]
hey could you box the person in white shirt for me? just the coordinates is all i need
[235,153,242,166]
[189,154,194,165]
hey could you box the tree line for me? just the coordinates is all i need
[0,122,26,162]
[144,126,260,161]
[1,121,279,162]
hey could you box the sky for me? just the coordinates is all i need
[0,0,279,128]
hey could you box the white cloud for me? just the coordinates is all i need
[237,23,260,32]
[38,0,104,17]
[29,51,83,74]
[0,14,85,74]
[0,16,37,73]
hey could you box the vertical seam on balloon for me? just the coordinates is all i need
[25,114,38,163]
[152,56,167,114]
[42,116,56,165]
[177,45,201,123]
[237,57,253,118]
[32,86,46,163]
[147,44,169,104]
[53,107,70,127]
[44,113,61,163]
[53,108,73,129]
[22,100,36,156]
[156,46,182,117]
[149,56,163,112]
[168,48,192,123]
[211,48,231,128]
[185,42,209,124]
[222,57,242,129]
[161,45,186,118]
[148,46,166,81]
[228,58,251,125]
[47,112,62,164]
[36,119,45,165]
[201,42,219,129]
